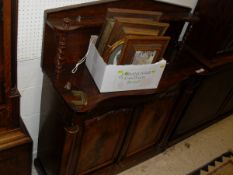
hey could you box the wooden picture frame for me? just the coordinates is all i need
[104,39,125,64]
[96,8,166,55]
[114,35,170,65]
[105,18,169,47]
[102,21,170,63]
[106,8,163,21]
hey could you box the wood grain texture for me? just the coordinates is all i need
[122,87,180,158]
[75,109,132,174]
[185,0,233,68]
[0,0,19,128]
[170,63,233,142]
[0,0,4,104]
[36,1,198,175]
[35,0,233,175]
[0,1,32,174]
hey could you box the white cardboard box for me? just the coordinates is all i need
[85,36,167,93]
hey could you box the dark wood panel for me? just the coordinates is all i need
[171,64,233,139]
[75,109,132,174]
[0,144,32,175]
[223,94,233,115]
[219,87,233,116]
[0,107,6,127]
[122,87,179,158]
[0,0,19,126]
[0,0,18,99]
[0,128,32,175]
[188,0,233,57]
[0,1,32,174]
[0,0,4,104]
[37,75,69,175]
[0,84,4,104]
[2,0,13,96]
[186,0,233,68]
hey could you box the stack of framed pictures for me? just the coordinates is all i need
[96,8,171,65]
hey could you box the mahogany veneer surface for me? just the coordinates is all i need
[0,1,32,174]
[35,0,233,175]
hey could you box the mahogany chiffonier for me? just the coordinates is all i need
[0,0,32,174]
[35,0,233,175]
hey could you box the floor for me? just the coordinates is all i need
[32,114,233,175]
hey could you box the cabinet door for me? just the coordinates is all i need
[121,88,179,159]
[171,65,233,139]
[75,109,132,174]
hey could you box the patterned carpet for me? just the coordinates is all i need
[189,151,233,175]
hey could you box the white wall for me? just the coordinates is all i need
[17,0,198,156]
[157,0,198,9]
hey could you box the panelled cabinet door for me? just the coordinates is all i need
[75,108,132,174]
[172,64,233,138]
[121,88,179,159]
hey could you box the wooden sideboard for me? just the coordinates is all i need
[0,0,32,175]
[35,0,233,175]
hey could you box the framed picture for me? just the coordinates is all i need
[114,17,169,35]
[106,8,163,21]
[97,8,169,56]
[102,19,169,55]
[102,39,125,64]
[116,35,170,65]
